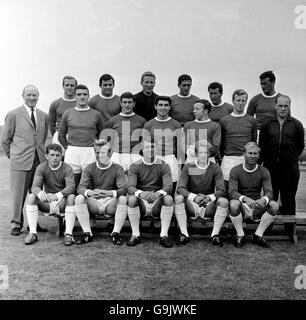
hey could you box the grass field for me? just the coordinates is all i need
[0,156,306,300]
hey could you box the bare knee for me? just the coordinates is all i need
[229,200,241,216]
[128,195,138,208]
[118,195,127,205]
[75,194,86,205]
[66,194,75,206]
[217,197,228,208]
[28,193,37,205]
[174,195,184,205]
[163,195,173,207]
[268,200,279,216]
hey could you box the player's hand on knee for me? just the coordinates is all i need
[38,191,49,202]
[244,197,256,209]
[150,192,162,203]
[139,191,152,202]
[47,193,58,202]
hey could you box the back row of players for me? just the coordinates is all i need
[24,71,305,248]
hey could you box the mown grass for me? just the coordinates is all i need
[0,157,306,300]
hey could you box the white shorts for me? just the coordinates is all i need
[189,201,214,220]
[156,155,179,182]
[96,197,115,216]
[64,146,96,174]
[221,155,244,181]
[111,152,142,172]
[138,197,161,216]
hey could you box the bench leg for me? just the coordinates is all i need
[291,223,298,243]
[57,217,65,237]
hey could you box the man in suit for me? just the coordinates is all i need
[1,85,49,236]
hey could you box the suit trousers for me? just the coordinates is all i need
[10,151,40,226]
[264,162,300,215]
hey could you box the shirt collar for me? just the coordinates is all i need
[49,161,62,171]
[62,97,76,102]
[230,111,247,117]
[75,106,90,111]
[211,101,224,107]
[194,119,211,123]
[120,112,135,117]
[177,93,192,98]
[24,104,36,117]
[154,116,171,122]
[261,92,279,98]
[96,161,112,170]
[99,93,115,99]
[243,163,258,172]
[142,157,158,165]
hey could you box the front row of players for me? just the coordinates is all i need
[24,139,278,249]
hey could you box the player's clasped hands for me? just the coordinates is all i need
[140,191,162,203]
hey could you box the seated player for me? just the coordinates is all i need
[75,139,128,245]
[127,138,174,248]
[176,141,228,247]
[229,142,279,248]
[24,143,76,246]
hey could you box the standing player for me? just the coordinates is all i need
[247,71,282,130]
[219,89,257,186]
[176,141,228,247]
[58,84,104,186]
[127,138,174,248]
[259,95,304,236]
[75,140,128,245]
[88,74,121,124]
[102,92,146,172]
[24,143,76,246]
[208,82,234,123]
[49,76,77,148]
[134,71,159,121]
[184,99,221,163]
[170,74,199,126]
[1,85,49,235]
[229,142,279,248]
[143,96,184,187]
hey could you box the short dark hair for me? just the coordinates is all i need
[94,139,112,156]
[194,99,212,112]
[155,96,172,106]
[46,143,63,155]
[75,84,89,94]
[208,82,223,95]
[141,71,156,82]
[99,74,115,87]
[232,89,248,101]
[178,74,192,85]
[62,76,77,86]
[260,71,276,82]
[120,92,135,102]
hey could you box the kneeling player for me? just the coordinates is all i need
[127,138,174,248]
[229,142,279,248]
[176,141,228,247]
[25,143,76,246]
[75,139,128,244]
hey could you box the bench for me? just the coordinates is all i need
[56,212,306,243]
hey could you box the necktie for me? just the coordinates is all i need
[31,108,36,131]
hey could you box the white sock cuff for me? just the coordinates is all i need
[174,203,186,215]
[161,205,174,215]
[65,205,75,213]
[128,206,140,216]
[215,206,228,217]
[26,204,38,212]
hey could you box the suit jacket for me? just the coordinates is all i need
[1,105,49,170]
